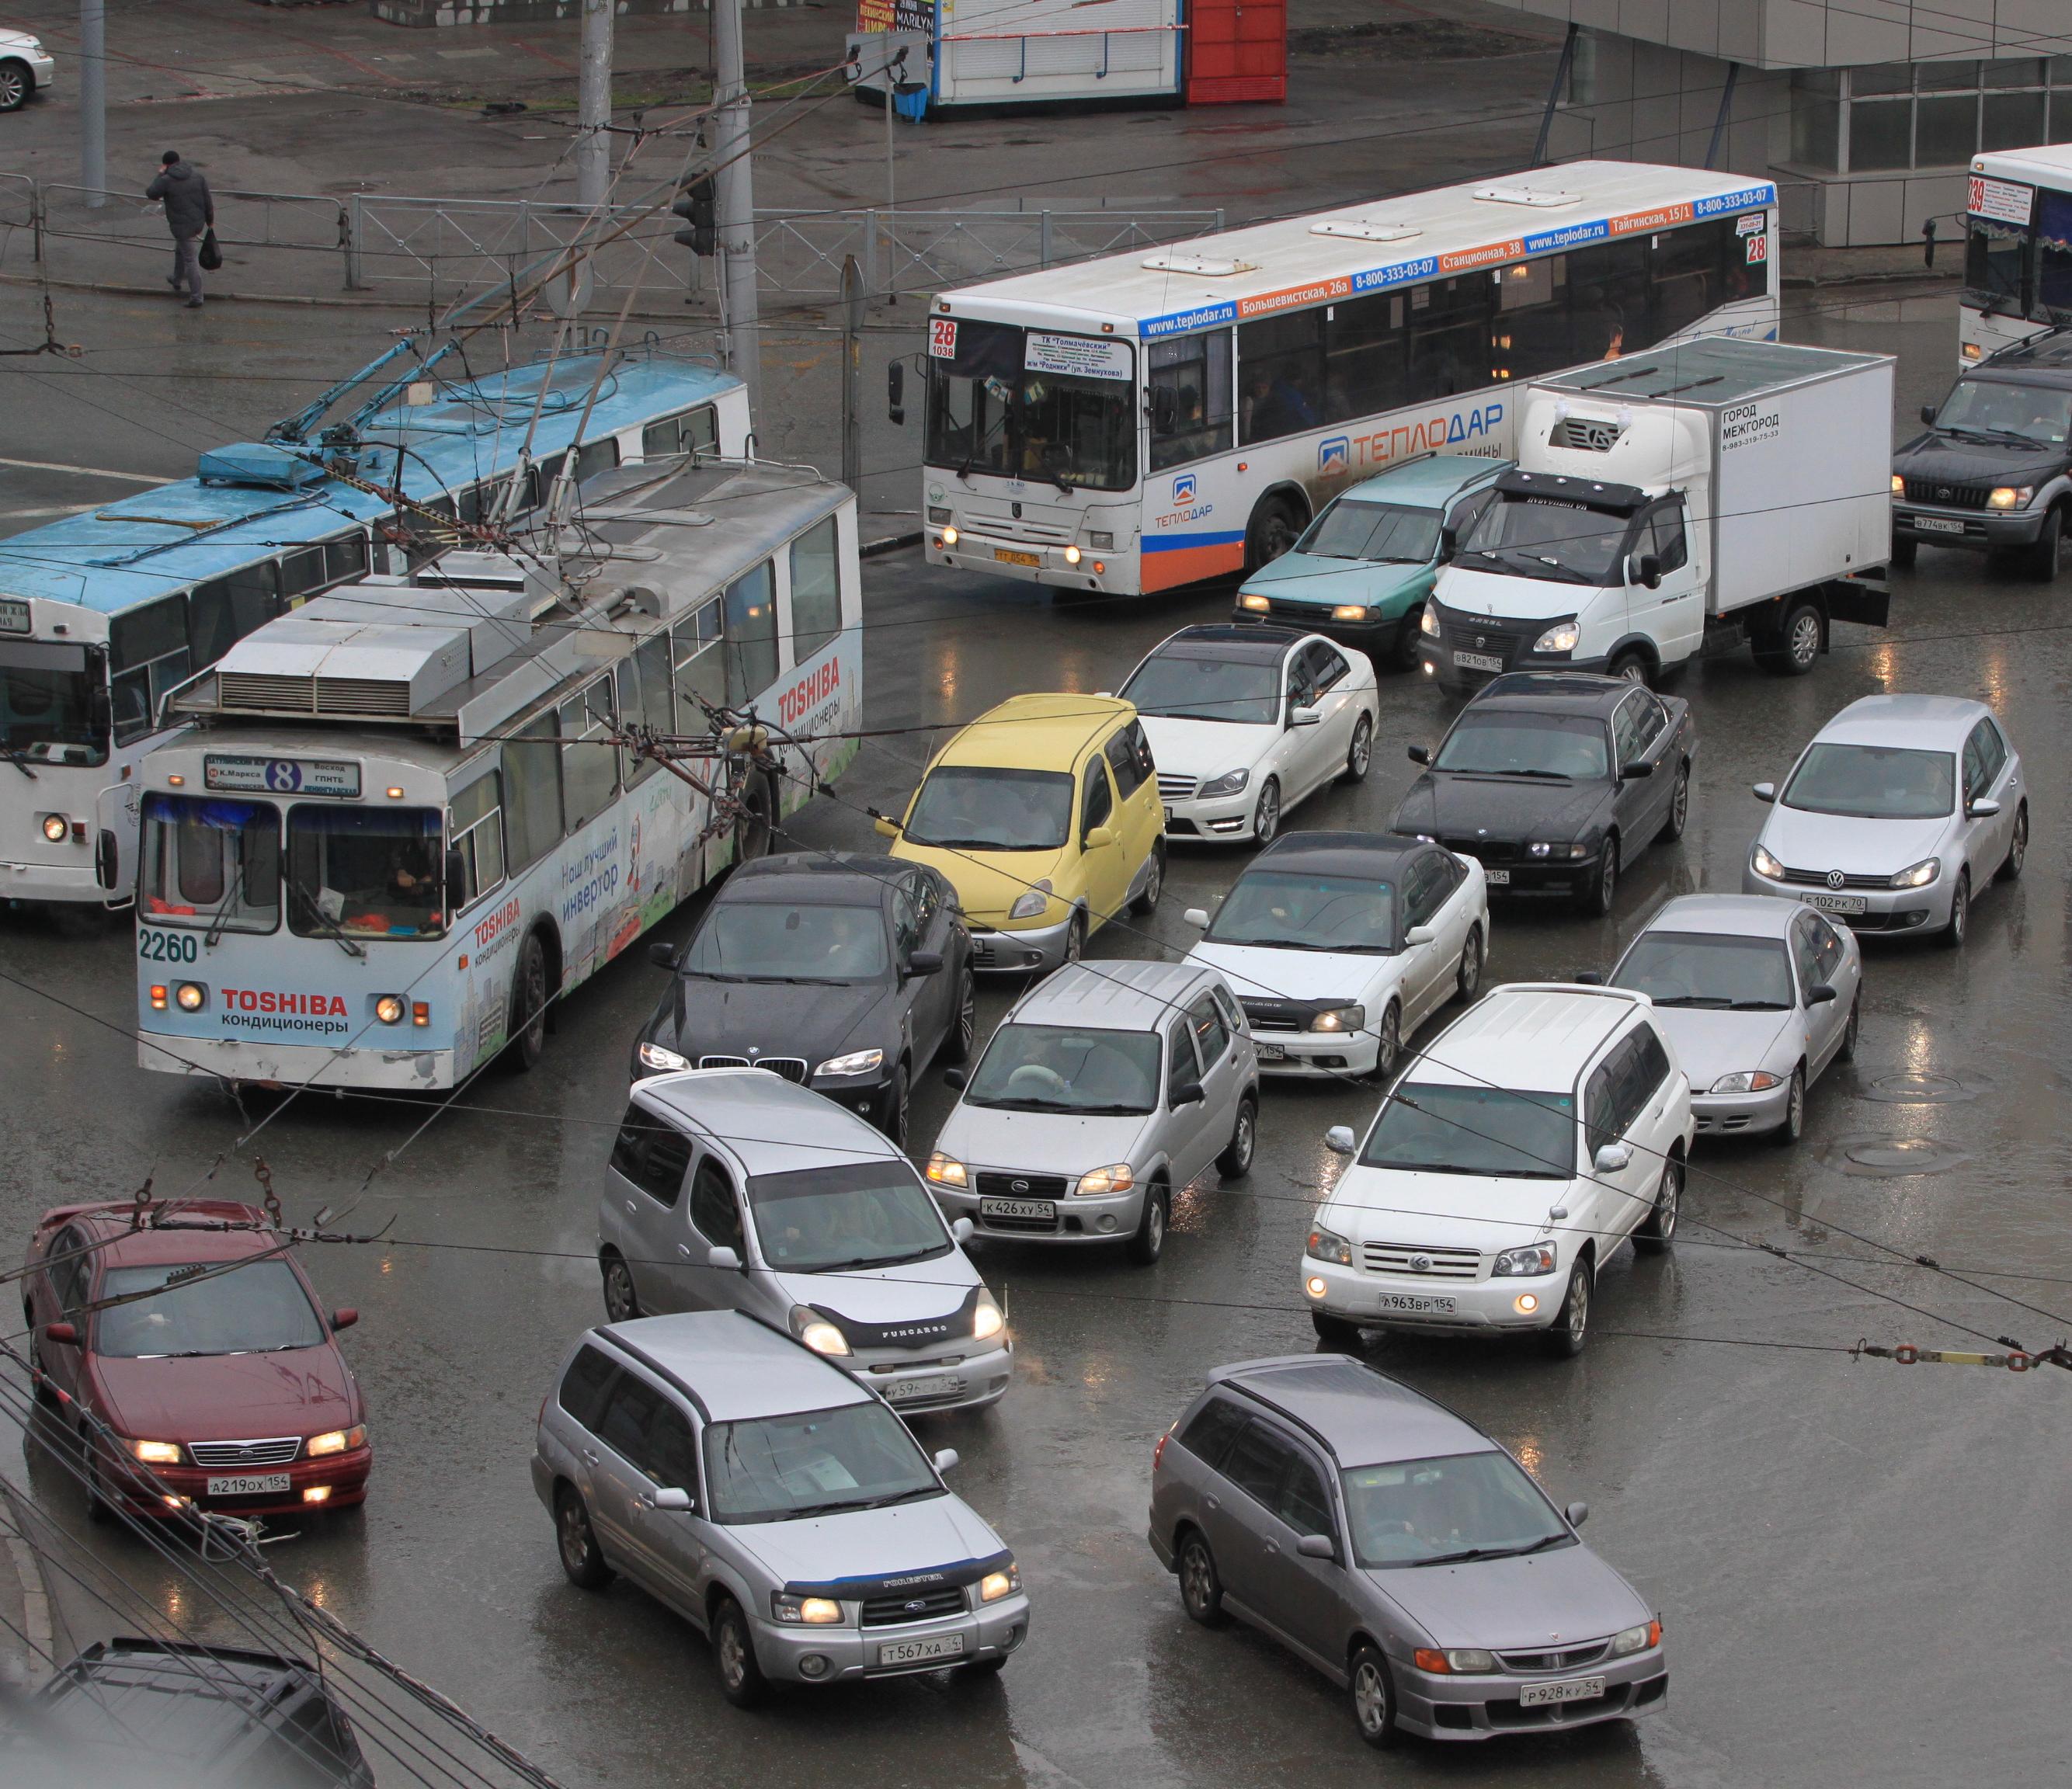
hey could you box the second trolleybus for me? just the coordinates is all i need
[1961,143,2072,366]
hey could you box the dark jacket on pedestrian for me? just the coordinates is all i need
[145,161,214,240]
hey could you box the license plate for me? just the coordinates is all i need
[1913,516,1963,535]
[887,1375,964,1404]
[1519,1675,1606,1707]
[1799,891,1866,915]
[982,1197,1055,1221]
[1484,868,1511,885]
[993,547,1041,568]
[1453,649,1504,673]
[878,1633,966,1666]
[206,1473,291,1496]
[1255,1041,1287,1062]
[1376,1293,1456,1314]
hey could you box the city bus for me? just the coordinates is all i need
[130,457,860,1092]
[913,161,1778,596]
[0,349,749,919]
[1960,144,2072,366]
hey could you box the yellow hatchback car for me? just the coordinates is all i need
[880,694,1165,971]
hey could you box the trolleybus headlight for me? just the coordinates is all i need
[41,815,68,842]
[375,995,405,1025]
[1064,545,1082,564]
[175,983,206,1013]
[940,526,958,547]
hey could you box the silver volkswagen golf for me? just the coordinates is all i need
[1148,1355,1666,1746]
[534,1311,1031,1705]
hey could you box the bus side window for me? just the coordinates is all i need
[616,631,676,787]
[450,769,505,910]
[1237,310,1324,445]
[1148,332,1233,471]
[575,437,621,486]
[788,518,842,664]
[501,710,565,872]
[559,678,621,834]
[1323,291,1406,426]
[110,595,191,743]
[1648,217,1734,341]
[325,533,368,585]
[188,564,281,669]
[1492,254,1571,384]
[722,561,777,706]
[1405,275,1494,403]
[281,547,329,603]
[1566,239,1650,360]
[673,599,724,720]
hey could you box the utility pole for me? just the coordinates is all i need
[80,0,105,207]
[712,0,760,414]
[840,253,864,495]
[569,0,614,313]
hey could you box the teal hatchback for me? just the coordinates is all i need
[1234,455,1511,670]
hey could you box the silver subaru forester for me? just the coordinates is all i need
[534,1310,1031,1704]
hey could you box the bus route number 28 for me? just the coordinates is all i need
[139,929,199,964]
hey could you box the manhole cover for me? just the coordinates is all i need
[1863,1072,1983,1105]
[1820,1134,1970,1177]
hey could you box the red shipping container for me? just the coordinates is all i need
[1186,0,1286,106]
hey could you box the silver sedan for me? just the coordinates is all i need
[1598,894,1860,1144]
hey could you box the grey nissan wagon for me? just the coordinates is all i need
[1148,1354,1666,1746]
[534,1310,1031,1706]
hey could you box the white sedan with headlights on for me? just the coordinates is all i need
[1183,830,1488,1082]
[1114,624,1378,846]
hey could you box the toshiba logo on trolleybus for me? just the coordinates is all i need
[777,655,842,728]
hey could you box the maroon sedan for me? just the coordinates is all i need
[22,1200,371,1520]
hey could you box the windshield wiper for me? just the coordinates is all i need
[1946,424,2046,449]
[287,881,367,960]
[1650,995,1732,1008]
[858,1486,944,1509]
[1448,766,1571,781]
[1411,1536,1564,1566]
[1730,999,1792,1010]
[203,859,250,949]
[682,970,749,981]
[0,749,37,781]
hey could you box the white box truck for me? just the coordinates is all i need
[1419,338,1893,690]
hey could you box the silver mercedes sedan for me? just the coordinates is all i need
[1597,894,1861,1144]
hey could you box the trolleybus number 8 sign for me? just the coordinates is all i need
[205,755,363,798]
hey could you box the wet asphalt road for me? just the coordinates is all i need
[4,304,2072,1789]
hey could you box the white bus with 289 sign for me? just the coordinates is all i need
[915,161,1778,598]
[131,459,860,1092]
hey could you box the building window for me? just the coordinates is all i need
[1801,60,2072,175]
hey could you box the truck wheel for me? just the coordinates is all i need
[1243,494,1304,571]
[2026,507,2063,582]
[1889,537,1917,568]
[1758,599,1822,676]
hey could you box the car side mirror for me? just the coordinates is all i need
[1183,906,1210,929]
[874,815,902,839]
[1439,525,1458,558]
[1324,1124,1357,1155]
[1573,969,1604,985]
[1619,759,1653,780]
[1084,825,1118,849]
[944,1068,968,1091]
[1751,782,1775,804]
[647,940,677,970]
[1593,1142,1630,1173]
[1403,923,1436,947]
[444,848,468,913]
[933,1447,959,1475]
[330,1308,359,1332]
[1296,1533,1337,1561]
[1806,983,1837,1006]
[1288,706,1322,728]
[1968,796,2001,818]
[707,1245,742,1271]
[1639,552,1661,589]
[1406,743,1430,766]
[652,1485,695,1512]
[906,949,943,977]
[1170,1077,1205,1109]
[88,679,113,741]
[951,1217,975,1244]
[887,359,906,426]
[1565,1500,1589,1528]
[1920,402,1938,425]
[44,1322,78,1346]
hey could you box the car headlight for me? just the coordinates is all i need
[1528,841,1553,858]
[1987,486,2035,509]
[789,1305,850,1357]
[1612,1619,1662,1655]
[979,1563,1021,1603]
[773,1592,845,1625]
[973,1291,1005,1340]
[1305,1225,1352,1266]
[1239,592,1271,613]
[1533,620,1580,654]
[130,1439,183,1465]
[1332,604,1371,622]
[1008,879,1054,922]
[1420,606,1441,636]
[1710,1070,1783,1095]
[1075,1162,1135,1197]
[1891,856,1939,889]
[1413,1647,1496,1674]
[1750,843,1785,880]
[307,1424,367,1457]
[815,1047,885,1077]
[1309,1004,1363,1033]
[925,1152,968,1187]
[1197,768,1250,800]
[1491,1242,1557,1277]
[1891,473,1906,495]
[638,1040,691,1073]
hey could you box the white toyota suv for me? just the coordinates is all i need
[1302,983,1692,1358]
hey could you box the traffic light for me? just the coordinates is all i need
[673,177,716,258]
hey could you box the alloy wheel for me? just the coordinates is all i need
[1456,927,1483,1001]
[1373,1002,1400,1081]
[1179,1537,1222,1623]
[1253,780,1280,845]
[602,1256,638,1322]
[1344,715,1373,781]
[1566,1270,1591,1346]
[954,976,976,1058]
[0,66,25,111]
[1667,766,1689,839]
[2004,806,2028,880]
[1065,912,1086,964]
[1786,608,1822,671]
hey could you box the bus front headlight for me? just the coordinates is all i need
[375,995,405,1025]
[175,983,207,1013]
[40,814,68,842]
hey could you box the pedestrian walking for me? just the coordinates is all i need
[145,149,213,309]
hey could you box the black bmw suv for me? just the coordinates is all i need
[1891,332,2072,581]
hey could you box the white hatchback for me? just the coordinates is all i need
[1302,984,1693,1358]
[1114,625,1378,845]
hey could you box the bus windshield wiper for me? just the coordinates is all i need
[0,749,37,780]
[288,881,366,960]
[203,860,249,948]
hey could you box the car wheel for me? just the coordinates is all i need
[1339,713,1374,783]
[1125,1180,1169,1266]
[0,62,28,113]
[1312,1308,1364,1349]
[1889,536,1917,568]
[555,1485,614,1590]
[1131,841,1166,915]
[1761,599,1823,676]
[1177,1530,1227,1625]
[1838,993,1860,1063]
[1659,759,1690,842]
[506,933,549,1072]
[2027,506,2063,582]
[1216,1095,1257,1179]
[1771,1066,1805,1147]
[1542,1261,1591,1359]
[1634,1155,1681,1252]
[1369,1000,1401,1083]
[1063,909,1087,965]
[2000,802,2028,881]
[1940,870,1969,949]
[881,1061,911,1149]
[84,1437,111,1525]
[944,968,977,1063]
[1252,777,1281,846]
[711,1596,769,1708]
[600,1252,640,1322]
[1391,607,1425,672]
[1348,1646,1402,1750]
[1575,836,1618,917]
[27,1325,57,1409]
[1607,649,1651,686]
[1455,924,1483,1002]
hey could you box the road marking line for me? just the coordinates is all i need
[0,457,171,485]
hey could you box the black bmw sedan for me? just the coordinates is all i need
[1391,672,1695,915]
[631,853,974,1145]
